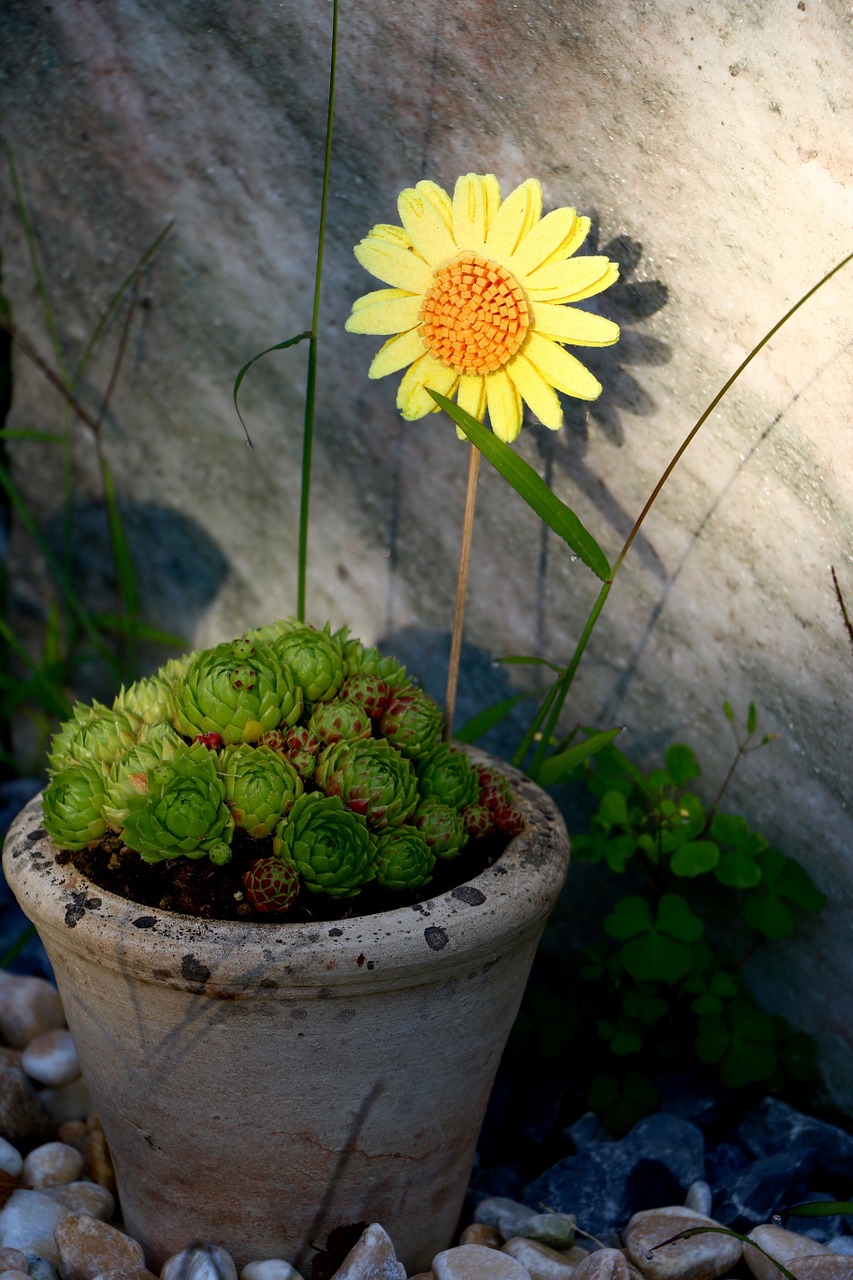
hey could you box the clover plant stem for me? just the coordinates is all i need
[297,0,339,623]
[526,246,853,778]
[445,443,480,738]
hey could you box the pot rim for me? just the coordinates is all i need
[3,746,569,994]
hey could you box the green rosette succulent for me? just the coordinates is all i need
[173,640,302,744]
[417,743,479,810]
[241,617,301,646]
[121,742,234,864]
[414,799,468,860]
[157,652,198,687]
[219,743,303,839]
[42,762,109,851]
[308,698,372,747]
[343,639,408,689]
[102,739,178,831]
[315,737,419,829]
[47,702,142,775]
[113,675,175,726]
[271,625,346,703]
[373,825,435,891]
[273,792,375,898]
[378,689,443,761]
[137,721,185,752]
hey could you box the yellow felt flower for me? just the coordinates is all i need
[346,173,620,443]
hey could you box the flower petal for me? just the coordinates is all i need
[398,181,457,267]
[511,209,591,277]
[486,179,542,261]
[524,332,603,401]
[452,173,501,251]
[397,353,459,420]
[505,352,563,432]
[346,289,422,336]
[354,233,434,294]
[533,302,620,347]
[485,368,523,442]
[454,374,487,439]
[368,328,427,380]
[526,256,619,304]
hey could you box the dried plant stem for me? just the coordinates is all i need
[445,443,480,739]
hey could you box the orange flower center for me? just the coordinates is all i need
[419,251,529,377]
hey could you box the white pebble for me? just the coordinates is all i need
[0,1270,31,1280]
[0,1189,70,1266]
[21,1144,83,1191]
[21,1032,79,1089]
[41,1183,115,1222]
[0,977,64,1051]
[35,1079,90,1125]
[0,1140,23,1180]
[161,1247,238,1280]
[0,1251,28,1274]
[240,1265,304,1280]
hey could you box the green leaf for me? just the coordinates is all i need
[496,654,562,670]
[604,896,653,940]
[599,789,629,828]
[742,894,795,940]
[715,847,763,889]
[536,727,623,786]
[233,331,312,446]
[720,1038,777,1088]
[430,391,611,582]
[788,1201,853,1217]
[671,840,720,878]
[610,1028,643,1056]
[657,893,704,942]
[604,833,637,873]
[0,429,66,443]
[775,857,827,913]
[723,700,735,723]
[665,743,700,786]
[695,1014,729,1064]
[621,933,694,983]
[454,691,535,743]
[747,702,758,736]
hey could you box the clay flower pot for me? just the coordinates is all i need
[3,749,568,1274]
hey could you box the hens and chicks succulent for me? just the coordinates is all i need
[42,621,523,916]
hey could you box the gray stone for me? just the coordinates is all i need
[684,1183,713,1217]
[0,1192,70,1267]
[474,1199,540,1241]
[0,1065,55,1144]
[743,1225,830,1280]
[21,1146,83,1192]
[328,1226,405,1280]
[740,1099,853,1183]
[625,1207,742,1280]
[160,1249,237,1280]
[524,1114,705,1237]
[53,1217,146,1280]
[40,1185,114,1223]
[570,1252,630,1280]
[433,1245,530,1280]
[0,979,64,1052]
[501,1238,576,1280]
[239,1263,304,1280]
[20,1033,79,1090]
[31,1082,90,1129]
[517,1215,576,1250]
[712,1150,815,1230]
[25,1259,58,1280]
[0,1141,23,1181]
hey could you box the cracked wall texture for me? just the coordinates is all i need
[1,0,852,1106]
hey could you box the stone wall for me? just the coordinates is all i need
[1,1,851,1106]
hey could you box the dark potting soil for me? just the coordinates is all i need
[58,825,511,923]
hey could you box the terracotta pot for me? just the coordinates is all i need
[2,749,568,1274]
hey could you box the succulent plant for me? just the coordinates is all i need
[308,698,372,747]
[42,761,109,851]
[417,743,479,810]
[242,857,301,915]
[338,673,391,718]
[315,737,419,829]
[219,743,303,838]
[413,799,468,860]
[379,689,443,761]
[121,742,234,863]
[47,702,142,775]
[273,792,375,897]
[173,639,302,743]
[477,764,512,812]
[343,639,409,690]
[460,802,494,840]
[102,739,178,831]
[373,826,435,891]
[271,625,346,703]
[113,675,175,726]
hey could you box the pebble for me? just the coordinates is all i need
[161,1247,238,1280]
[41,1185,114,1223]
[21,1146,84,1192]
[0,1066,55,1144]
[433,1245,531,1280]
[0,1269,31,1280]
[571,1251,631,1280]
[55,1125,86,1155]
[37,1081,90,1127]
[0,1191,71,1267]
[80,1121,115,1198]
[0,1142,23,1181]
[624,1206,743,1280]
[327,1226,405,1280]
[743,1225,830,1280]
[789,1261,853,1280]
[53,1214,146,1280]
[684,1183,712,1218]
[459,1226,503,1250]
[0,1252,28,1273]
[474,1199,539,1241]
[501,1237,577,1280]
[88,1271,158,1280]
[517,1216,576,1250]
[20,1033,79,1090]
[239,1263,304,1280]
[25,1257,59,1280]
[0,978,65,1051]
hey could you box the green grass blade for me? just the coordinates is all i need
[0,430,65,443]
[232,332,312,447]
[89,614,186,648]
[497,654,563,672]
[788,1201,853,1216]
[0,614,72,719]
[4,143,67,382]
[537,727,623,786]
[429,391,611,582]
[454,691,537,744]
[100,456,138,616]
[0,924,37,971]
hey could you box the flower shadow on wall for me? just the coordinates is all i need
[532,229,672,586]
